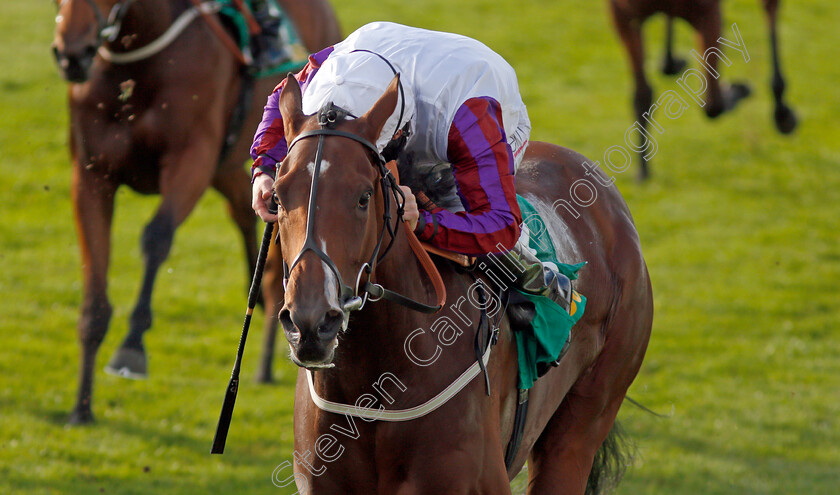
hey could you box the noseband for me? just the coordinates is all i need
[281,107,442,315]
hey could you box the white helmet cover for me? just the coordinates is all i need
[301,50,416,151]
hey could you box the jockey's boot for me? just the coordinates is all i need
[494,243,573,315]
[249,0,291,70]
[490,245,573,374]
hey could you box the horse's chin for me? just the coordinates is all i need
[60,67,91,84]
[288,344,337,370]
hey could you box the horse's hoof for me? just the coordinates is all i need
[774,104,798,134]
[67,408,94,425]
[731,82,752,99]
[708,82,752,119]
[104,347,148,380]
[725,82,752,110]
[661,56,686,76]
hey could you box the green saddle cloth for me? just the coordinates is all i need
[513,195,587,390]
[218,0,310,77]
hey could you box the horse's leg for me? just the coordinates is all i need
[609,2,654,180]
[686,4,751,119]
[211,165,259,297]
[526,318,650,494]
[69,164,117,424]
[763,0,797,133]
[661,15,686,75]
[103,211,174,378]
[256,300,280,383]
[525,390,626,495]
[106,143,218,377]
[256,244,283,383]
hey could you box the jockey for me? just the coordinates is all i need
[250,22,573,314]
[247,0,292,69]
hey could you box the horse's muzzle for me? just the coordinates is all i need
[279,306,345,367]
[52,44,97,83]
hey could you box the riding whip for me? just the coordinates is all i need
[211,200,276,454]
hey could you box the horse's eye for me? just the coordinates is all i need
[272,192,283,212]
[358,191,372,209]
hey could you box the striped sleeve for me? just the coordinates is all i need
[250,47,335,181]
[414,97,522,255]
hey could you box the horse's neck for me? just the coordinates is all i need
[348,235,429,361]
[311,234,487,409]
[313,236,452,395]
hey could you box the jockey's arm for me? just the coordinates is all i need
[250,48,334,221]
[412,97,522,256]
[250,87,286,222]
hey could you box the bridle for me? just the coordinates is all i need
[57,0,138,43]
[280,106,443,316]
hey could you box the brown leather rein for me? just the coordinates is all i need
[186,0,252,66]
[385,159,448,310]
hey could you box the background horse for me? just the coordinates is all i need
[52,0,340,424]
[264,75,652,493]
[609,0,797,179]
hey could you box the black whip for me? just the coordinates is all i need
[211,201,276,454]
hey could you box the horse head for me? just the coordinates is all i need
[273,73,401,368]
[52,0,129,82]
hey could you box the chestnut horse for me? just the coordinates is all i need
[262,74,652,493]
[52,0,340,424]
[609,0,797,179]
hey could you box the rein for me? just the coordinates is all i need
[282,111,445,316]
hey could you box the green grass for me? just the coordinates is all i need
[1,0,838,493]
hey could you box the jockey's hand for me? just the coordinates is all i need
[252,174,278,223]
[399,185,419,231]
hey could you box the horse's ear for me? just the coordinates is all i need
[359,74,400,143]
[278,74,306,141]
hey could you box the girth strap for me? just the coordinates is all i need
[504,388,530,472]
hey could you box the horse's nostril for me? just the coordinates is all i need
[325,309,342,322]
[52,46,68,66]
[52,42,97,82]
[279,309,296,334]
[282,306,343,343]
[318,309,344,339]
